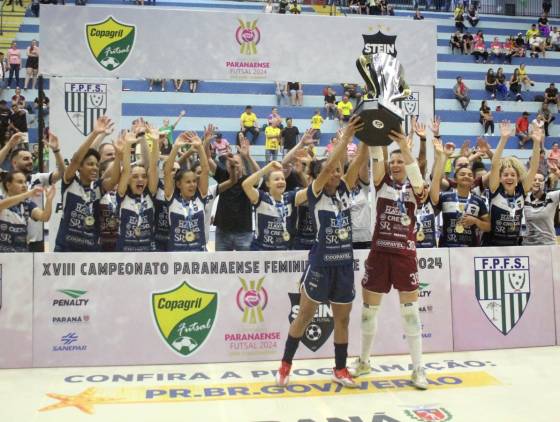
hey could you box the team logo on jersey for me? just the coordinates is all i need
[405,407,453,421]
[236,19,260,55]
[362,31,397,57]
[288,293,333,352]
[65,83,107,136]
[236,277,268,323]
[152,282,217,357]
[474,257,530,335]
[86,16,135,71]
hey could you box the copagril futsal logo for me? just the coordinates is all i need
[236,277,268,323]
[86,16,135,71]
[152,282,217,357]
[235,19,260,55]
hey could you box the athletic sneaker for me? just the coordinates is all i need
[349,358,371,377]
[332,367,358,388]
[275,361,292,387]
[411,367,428,390]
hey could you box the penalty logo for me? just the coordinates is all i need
[152,282,217,357]
[474,257,530,335]
[288,293,333,352]
[86,16,135,71]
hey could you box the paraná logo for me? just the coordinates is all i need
[86,16,135,71]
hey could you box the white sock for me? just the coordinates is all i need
[400,302,423,370]
[360,303,380,363]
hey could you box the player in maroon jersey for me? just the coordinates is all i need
[350,128,428,390]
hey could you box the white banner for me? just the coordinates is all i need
[552,247,560,345]
[0,254,33,369]
[48,77,122,250]
[40,6,437,86]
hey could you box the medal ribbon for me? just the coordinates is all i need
[271,193,288,236]
[394,182,408,219]
[136,194,147,229]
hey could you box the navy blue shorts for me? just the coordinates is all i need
[300,263,355,304]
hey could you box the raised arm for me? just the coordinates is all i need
[64,116,113,184]
[523,124,543,193]
[202,123,217,175]
[0,133,23,166]
[117,132,137,198]
[238,138,260,175]
[388,129,424,195]
[102,137,122,193]
[172,110,186,129]
[281,129,315,167]
[43,132,65,184]
[344,141,368,189]
[489,120,513,193]
[242,161,282,204]
[185,131,209,198]
[31,185,55,222]
[146,126,161,196]
[429,138,446,206]
[164,133,188,200]
[0,186,42,211]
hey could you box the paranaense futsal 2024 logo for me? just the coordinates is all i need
[86,16,135,71]
[152,282,217,357]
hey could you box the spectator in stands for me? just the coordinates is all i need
[544,82,558,105]
[7,41,21,89]
[496,68,508,99]
[275,82,287,106]
[189,80,199,93]
[337,95,353,126]
[289,0,302,14]
[479,101,494,135]
[509,68,523,101]
[503,37,514,64]
[11,86,25,108]
[472,35,488,63]
[517,63,534,90]
[211,133,231,164]
[281,117,300,154]
[543,0,552,14]
[268,106,282,127]
[462,29,473,54]
[466,5,479,27]
[516,111,531,148]
[265,118,282,163]
[278,0,289,13]
[526,24,539,43]
[484,69,497,99]
[513,33,526,57]
[529,33,546,58]
[148,79,166,92]
[263,0,274,13]
[413,9,424,20]
[454,4,466,33]
[159,110,186,153]
[342,83,362,105]
[531,114,546,148]
[310,109,323,142]
[287,82,303,106]
[0,101,11,147]
[240,105,260,144]
[550,27,560,51]
[489,37,502,63]
[24,40,39,90]
[453,76,470,110]
[324,86,337,120]
[547,142,560,168]
[9,103,28,145]
[539,102,555,137]
[538,13,551,38]
[173,79,184,92]
[450,31,463,54]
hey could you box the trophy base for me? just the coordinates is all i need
[353,99,404,146]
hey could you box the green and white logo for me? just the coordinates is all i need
[86,16,135,71]
[152,282,217,357]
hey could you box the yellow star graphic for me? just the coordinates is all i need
[39,387,120,414]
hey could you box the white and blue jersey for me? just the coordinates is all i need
[415,200,437,248]
[154,181,170,251]
[167,190,207,251]
[116,190,156,252]
[0,199,36,252]
[438,190,488,247]
[99,191,118,252]
[251,190,297,251]
[482,183,525,246]
[54,176,101,252]
[307,181,353,267]
[204,184,219,247]
[292,203,315,250]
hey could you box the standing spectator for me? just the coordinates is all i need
[462,30,473,54]
[324,86,337,119]
[509,69,523,102]
[538,13,551,38]
[453,76,470,110]
[211,133,231,163]
[516,111,531,148]
[287,82,303,106]
[466,5,479,27]
[517,63,534,90]
[0,101,11,147]
[263,0,274,12]
[454,4,466,33]
[543,0,552,14]
[484,69,497,99]
[489,37,502,63]
[265,118,282,163]
[0,52,7,92]
[450,31,463,54]
[148,78,166,92]
[281,117,300,155]
[268,106,282,126]
[240,105,260,144]
[7,42,21,89]
[275,82,287,106]
[159,110,186,154]
[544,82,558,105]
[173,79,184,92]
[472,35,488,63]
[479,100,494,135]
[337,95,353,125]
[9,103,28,145]
[539,102,555,137]
[24,40,39,90]
[496,68,508,99]
[310,109,323,142]
[278,0,289,13]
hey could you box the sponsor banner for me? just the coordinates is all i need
[0,254,33,368]
[40,6,437,86]
[450,246,556,351]
[552,247,560,345]
[48,77,122,250]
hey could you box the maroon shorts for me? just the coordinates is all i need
[361,251,419,294]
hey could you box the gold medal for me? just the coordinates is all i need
[416,230,425,242]
[185,231,196,242]
[337,228,349,240]
[107,218,117,229]
[400,215,411,226]
[282,231,291,242]
[455,223,465,234]
[85,216,95,227]
[134,226,142,237]
[458,203,465,213]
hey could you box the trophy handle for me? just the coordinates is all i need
[356,55,380,99]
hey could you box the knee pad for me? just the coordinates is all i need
[400,302,421,338]
[361,304,380,335]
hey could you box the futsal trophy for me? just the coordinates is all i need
[354,52,411,146]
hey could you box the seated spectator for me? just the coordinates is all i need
[11,86,25,108]
[413,9,424,20]
[8,103,28,145]
[240,105,260,144]
[275,82,287,106]
[148,78,166,92]
[496,67,508,99]
[526,24,539,43]
[342,83,362,104]
[462,30,474,54]
[337,95,353,126]
[489,37,503,63]
[550,27,560,51]
[472,35,488,63]
[454,76,470,110]
[188,80,199,93]
[349,0,362,14]
[538,13,551,38]
[278,0,289,13]
[289,0,301,14]
[173,79,184,92]
[479,100,494,135]
[544,82,558,105]
[547,142,560,168]
[539,102,555,136]
[466,5,479,27]
[454,4,466,33]
[324,86,337,120]
[509,69,523,101]
[211,133,231,163]
[503,37,514,64]
[513,33,526,57]
[516,111,531,148]
[287,82,303,106]
[517,63,534,90]
[263,0,274,13]
[450,31,463,54]
[484,69,497,99]
[531,114,546,148]
[529,34,546,58]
